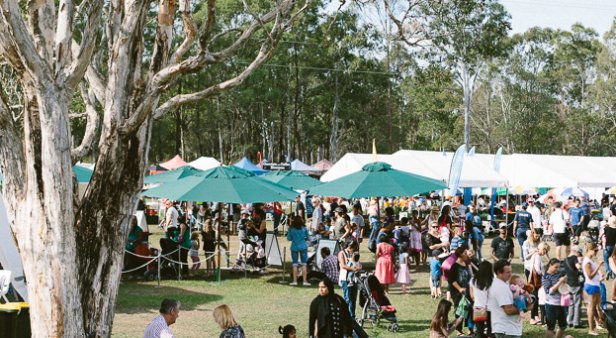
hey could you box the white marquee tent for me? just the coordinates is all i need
[188,156,221,171]
[323,150,616,190]
[321,151,507,188]
[392,150,507,188]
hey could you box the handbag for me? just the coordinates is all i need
[472,287,489,322]
[473,306,488,322]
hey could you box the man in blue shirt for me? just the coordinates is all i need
[579,195,591,229]
[513,202,534,259]
[465,205,484,260]
[569,199,583,243]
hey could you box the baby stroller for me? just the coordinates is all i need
[602,301,616,337]
[357,272,399,332]
[232,237,265,272]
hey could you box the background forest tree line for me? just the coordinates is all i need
[73,1,616,165]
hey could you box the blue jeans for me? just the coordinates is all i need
[604,246,614,276]
[340,280,358,318]
[516,228,528,258]
[368,216,380,243]
[471,227,484,260]
[291,249,308,266]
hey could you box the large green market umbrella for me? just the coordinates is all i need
[73,165,93,183]
[143,166,203,185]
[142,165,298,203]
[308,162,446,198]
[261,170,321,191]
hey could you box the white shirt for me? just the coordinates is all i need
[165,207,178,229]
[144,315,174,338]
[471,280,489,308]
[582,256,600,286]
[549,208,569,234]
[487,278,522,336]
[528,205,542,228]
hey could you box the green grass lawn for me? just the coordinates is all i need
[112,226,610,337]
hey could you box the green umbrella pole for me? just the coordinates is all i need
[217,222,221,283]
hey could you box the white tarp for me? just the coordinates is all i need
[188,156,221,171]
[520,154,616,188]
[321,151,507,188]
[290,159,320,173]
[392,150,507,188]
[0,193,28,301]
[320,153,396,182]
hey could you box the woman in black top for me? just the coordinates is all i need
[309,278,353,338]
[603,216,616,279]
[448,246,473,336]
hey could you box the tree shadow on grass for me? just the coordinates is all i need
[115,282,223,314]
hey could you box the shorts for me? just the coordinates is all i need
[554,233,570,246]
[545,304,567,331]
[431,275,441,288]
[584,284,601,295]
[291,249,308,266]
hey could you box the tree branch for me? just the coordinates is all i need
[71,84,100,163]
[64,0,103,90]
[122,0,299,134]
[26,0,56,63]
[198,0,216,50]
[152,8,290,120]
[0,0,51,81]
[54,0,75,81]
[169,0,197,65]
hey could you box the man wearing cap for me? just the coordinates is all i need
[513,202,534,259]
[491,223,514,262]
[564,246,584,328]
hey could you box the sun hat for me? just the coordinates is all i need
[571,245,583,255]
[334,207,344,213]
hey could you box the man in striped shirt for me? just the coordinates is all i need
[144,299,180,338]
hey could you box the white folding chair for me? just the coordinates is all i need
[0,270,12,303]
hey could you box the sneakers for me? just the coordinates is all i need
[588,331,599,336]
[289,282,298,286]
[303,282,311,287]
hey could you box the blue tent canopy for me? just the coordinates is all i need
[233,157,268,175]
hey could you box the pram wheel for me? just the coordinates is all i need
[388,323,399,332]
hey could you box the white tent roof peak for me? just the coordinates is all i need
[189,156,221,171]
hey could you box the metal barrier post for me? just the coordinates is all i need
[279,247,288,284]
[155,253,162,288]
[177,244,181,281]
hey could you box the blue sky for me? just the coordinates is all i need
[501,0,615,36]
